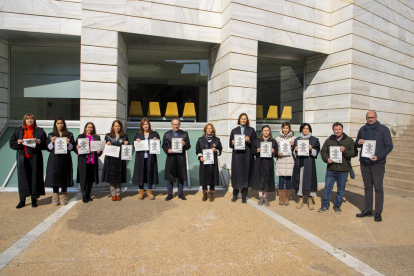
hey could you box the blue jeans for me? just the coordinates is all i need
[279,176,291,190]
[138,159,153,190]
[322,170,348,209]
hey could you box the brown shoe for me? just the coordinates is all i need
[296,196,303,209]
[209,190,215,202]
[60,192,67,205]
[308,196,314,210]
[116,195,120,201]
[202,190,208,201]
[138,190,145,200]
[284,190,290,206]
[279,189,284,205]
[112,196,116,201]
[52,193,60,206]
[147,190,155,200]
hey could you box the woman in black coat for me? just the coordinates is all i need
[45,116,76,206]
[10,113,47,208]
[292,123,320,210]
[102,120,129,201]
[132,118,160,200]
[251,125,277,206]
[196,123,223,202]
[76,122,102,203]
[229,113,257,204]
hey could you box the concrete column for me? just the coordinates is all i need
[80,28,127,136]
[209,33,258,185]
[0,40,8,133]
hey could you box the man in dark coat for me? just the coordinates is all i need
[355,111,393,222]
[162,118,191,201]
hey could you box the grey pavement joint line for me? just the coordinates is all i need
[0,193,82,271]
[246,198,384,276]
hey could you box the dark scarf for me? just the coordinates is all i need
[364,121,380,140]
[205,134,214,143]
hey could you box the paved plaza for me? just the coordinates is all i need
[0,185,413,275]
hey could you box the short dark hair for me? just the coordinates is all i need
[237,113,250,127]
[171,118,180,124]
[332,122,343,130]
[299,123,312,133]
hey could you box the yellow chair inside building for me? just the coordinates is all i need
[256,105,264,120]
[182,102,196,118]
[147,102,161,117]
[129,101,143,117]
[266,105,278,119]
[165,102,179,117]
[280,106,292,120]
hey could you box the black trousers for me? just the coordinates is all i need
[360,163,385,214]
[202,185,215,191]
[233,188,248,199]
[81,164,95,196]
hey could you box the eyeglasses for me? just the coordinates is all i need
[366,117,376,119]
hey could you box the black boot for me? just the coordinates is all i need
[31,196,38,208]
[82,195,89,203]
[16,197,26,209]
[241,188,248,204]
[231,189,239,202]
[374,213,382,222]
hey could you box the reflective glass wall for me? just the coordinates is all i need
[10,46,80,120]
[257,56,304,124]
[127,49,208,122]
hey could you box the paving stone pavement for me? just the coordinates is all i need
[0,186,412,275]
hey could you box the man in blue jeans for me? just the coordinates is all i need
[319,122,357,213]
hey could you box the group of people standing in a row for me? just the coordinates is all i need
[10,111,392,221]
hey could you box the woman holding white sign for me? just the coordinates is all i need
[250,125,277,206]
[275,122,295,206]
[10,113,47,208]
[196,123,223,202]
[229,113,257,203]
[102,120,129,201]
[45,116,76,206]
[292,123,320,210]
[76,122,102,203]
[132,118,160,200]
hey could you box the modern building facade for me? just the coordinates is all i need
[1,0,413,188]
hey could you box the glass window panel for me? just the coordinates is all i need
[128,49,208,122]
[10,46,80,120]
[257,56,304,124]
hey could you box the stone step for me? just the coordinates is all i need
[387,156,414,165]
[400,130,414,136]
[388,150,411,158]
[386,163,414,173]
[348,175,414,190]
[385,169,414,180]
[347,179,414,198]
[392,139,411,146]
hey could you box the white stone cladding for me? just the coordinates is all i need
[0,0,413,180]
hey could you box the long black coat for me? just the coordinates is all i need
[132,131,160,186]
[291,136,320,192]
[229,126,257,189]
[250,138,277,192]
[76,134,102,187]
[196,136,222,187]
[45,132,76,188]
[101,133,129,184]
[162,130,191,183]
[9,127,47,197]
